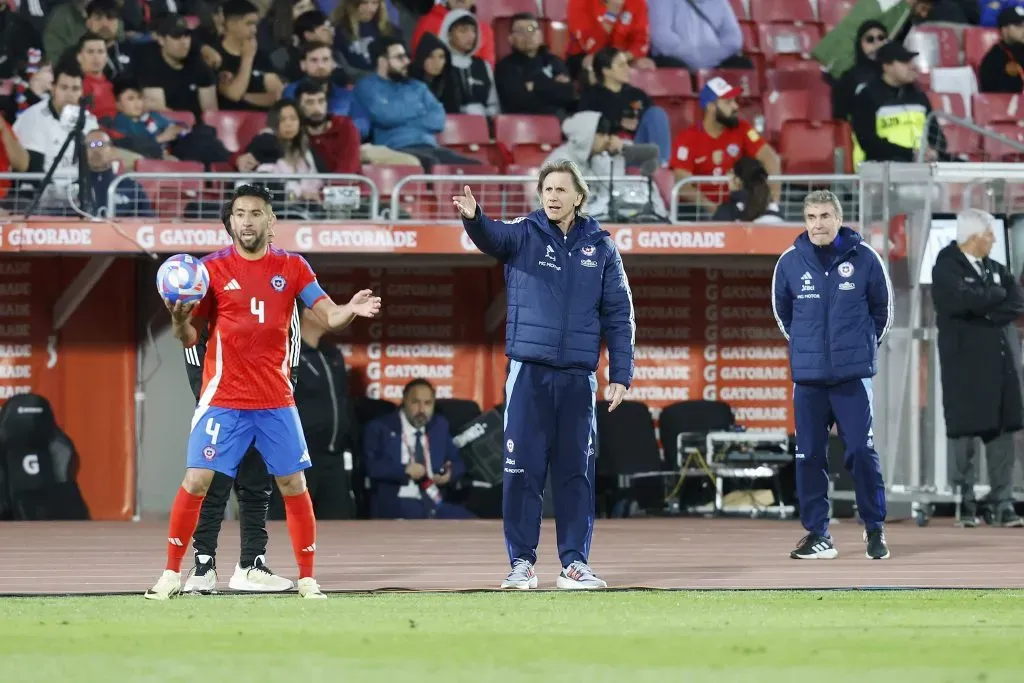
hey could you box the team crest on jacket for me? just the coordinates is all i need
[270,274,287,291]
[581,245,596,256]
[837,262,854,278]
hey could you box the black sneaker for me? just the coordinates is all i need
[790,533,838,559]
[182,553,218,593]
[995,507,1024,528]
[957,501,979,528]
[864,528,890,559]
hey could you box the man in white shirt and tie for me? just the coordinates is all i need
[932,208,1024,528]
[363,379,475,519]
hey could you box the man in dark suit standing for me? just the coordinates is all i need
[363,379,474,519]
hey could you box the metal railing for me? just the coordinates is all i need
[0,172,81,218]
[668,174,861,223]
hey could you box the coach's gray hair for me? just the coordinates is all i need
[803,190,843,220]
[956,208,994,244]
[537,158,590,216]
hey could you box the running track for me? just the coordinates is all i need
[0,518,1021,595]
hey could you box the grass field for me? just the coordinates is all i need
[1,590,1022,682]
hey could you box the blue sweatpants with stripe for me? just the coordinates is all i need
[793,378,887,537]
[503,360,598,568]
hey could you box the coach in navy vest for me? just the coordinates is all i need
[454,158,635,590]
[772,190,894,561]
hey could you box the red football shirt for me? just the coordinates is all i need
[669,120,766,205]
[192,246,328,409]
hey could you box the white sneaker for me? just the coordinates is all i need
[182,555,218,594]
[144,570,182,600]
[556,561,607,590]
[500,559,539,590]
[297,577,327,599]
[228,555,294,592]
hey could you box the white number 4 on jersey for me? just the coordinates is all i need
[250,297,265,324]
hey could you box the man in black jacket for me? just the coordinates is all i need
[494,12,575,118]
[270,301,359,520]
[932,209,1024,528]
[979,6,1024,94]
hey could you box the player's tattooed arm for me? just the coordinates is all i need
[165,300,199,347]
[312,289,382,331]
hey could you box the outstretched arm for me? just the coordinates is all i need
[453,185,524,261]
[295,256,382,331]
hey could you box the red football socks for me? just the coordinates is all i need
[284,490,317,579]
[165,487,205,572]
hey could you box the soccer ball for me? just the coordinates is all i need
[156,254,210,305]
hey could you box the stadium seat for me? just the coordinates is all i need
[727,0,747,20]
[543,0,568,22]
[475,0,538,23]
[438,114,498,165]
[906,26,962,72]
[502,164,541,216]
[433,398,482,433]
[739,21,760,52]
[927,91,968,120]
[631,68,693,98]
[817,0,856,28]
[981,123,1024,161]
[940,124,983,158]
[658,400,735,471]
[546,19,569,59]
[749,0,815,23]
[662,99,700,136]
[779,121,838,174]
[494,114,562,167]
[696,68,761,98]
[431,164,500,207]
[971,93,1022,126]
[833,120,854,173]
[361,164,428,219]
[595,400,666,510]
[762,89,811,145]
[165,110,197,129]
[764,61,824,91]
[134,159,205,218]
[202,111,267,153]
[964,26,1000,71]
[757,24,821,65]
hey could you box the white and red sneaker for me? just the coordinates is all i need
[500,559,538,590]
[556,561,607,590]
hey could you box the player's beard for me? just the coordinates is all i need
[235,227,269,254]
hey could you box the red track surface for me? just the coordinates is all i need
[0,518,1021,595]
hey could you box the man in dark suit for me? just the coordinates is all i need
[363,379,474,519]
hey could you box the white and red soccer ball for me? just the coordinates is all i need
[156,254,210,305]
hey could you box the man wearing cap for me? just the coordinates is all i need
[137,16,218,117]
[932,209,1024,528]
[979,5,1024,93]
[669,76,779,218]
[850,40,951,164]
[980,0,1024,27]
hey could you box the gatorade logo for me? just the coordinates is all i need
[22,454,39,475]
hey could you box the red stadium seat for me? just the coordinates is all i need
[833,120,854,173]
[940,124,983,158]
[757,24,822,65]
[971,93,1023,126]
[779,121,837,174]
[438,114,498,165]
[361,164,430,219]
[202,111,267,153]
[727,0,747,20]
[817,0,857,27]
[764,62,825,92]
[762,89,811,145]
[631,68,693,98]
[927,91,967,120]
[964,26,1001,71]
[661,99,700,136]
[749,0,815,23]
[500,164,541,216]
[431,164,500,206]
[546,20,569,59]
[165,110,197,129]
[906,25,961,70]
[982,123,1024,161]
[134,159,205,219]
[494,114,562,167]
[543,0,568,22]
[696,68,761,98]
[475,0,539,23]
[739,21,760,52]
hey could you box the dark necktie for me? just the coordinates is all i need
[414,430,425,465]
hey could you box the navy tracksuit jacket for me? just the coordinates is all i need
[462,207,635,568]
[772,227,893,536]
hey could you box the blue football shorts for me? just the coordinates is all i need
[185,405,311,478]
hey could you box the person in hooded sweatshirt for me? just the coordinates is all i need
[830,19,889,121]
[543,111,666,221]
[410,31,463,114]
[439,9,499,118]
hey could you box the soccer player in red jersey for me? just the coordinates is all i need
[145,184,381,600]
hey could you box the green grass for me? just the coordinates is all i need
[1,591,1022,682]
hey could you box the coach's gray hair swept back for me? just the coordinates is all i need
[537,158,590,216]
[803,189,843,221]
[956,208,994,244]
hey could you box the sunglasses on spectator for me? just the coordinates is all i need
[863,33,887,43]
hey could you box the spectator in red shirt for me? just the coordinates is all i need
[669,77,779,219]
[566,0,654,80]
[410,0,495,67]
[77,31,117,121]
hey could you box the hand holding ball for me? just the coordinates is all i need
[156,254,210,306]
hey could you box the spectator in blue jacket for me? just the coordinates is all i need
[771,190,893,562]
[353,35,479,170]
[454,158,636,592]
[980,0,1024,26]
